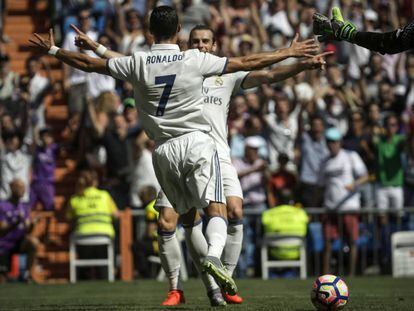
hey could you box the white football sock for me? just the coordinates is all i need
[184,220,219,292]
[157,230,182,291]
[205,216,228,258]
[222,220,243,276]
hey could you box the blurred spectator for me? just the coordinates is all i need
[296,114,328,208]
[404,127,414,207]
[122,97,140,130]
[0,113,15,135]
[179,0,212,37]
[113,5,146,55]
[318,65,350,135]
[378,80,401,116]
[267,153,296,208]
[0,54,19,109]
[319,128,369,276]
[233,136,267,277]
[62,8,98,116]
[361,54,388,100]
[261,0,294,39]
[0,179,38,283]
[343,111,375,208]
[29,128,59,211]
[67,169,118,238]
[24,56,51,129]
[66,169,118,280]
[129,131,160,209]
[87,97,134,210]
[0,0,7,43]
[230,114,267,159]
[132,185,159,278]
[264,94,299,171]
[372,115,406,216]
[366,102,384,137]
[0,132,31,203]
[262,195,308,276]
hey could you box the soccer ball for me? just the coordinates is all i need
[310,274,349,310]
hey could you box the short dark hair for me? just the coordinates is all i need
[149,6,179,41]
[384,113,398,126]
[309,113,325,125]
[189,25,216,43]
[0,53,10,63]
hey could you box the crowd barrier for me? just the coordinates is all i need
[117,207,414,280]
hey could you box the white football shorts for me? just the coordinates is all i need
[155,145,243,210]
[152,131,225,215]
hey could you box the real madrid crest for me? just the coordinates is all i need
[215,77,223,86]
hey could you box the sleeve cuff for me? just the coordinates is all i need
[106,59,112,76]
[221,57,229,75]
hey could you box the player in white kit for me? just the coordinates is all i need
[154,26,331,306]
[30,5,322,302]
[68,23,328,306]
[154,27,330,306]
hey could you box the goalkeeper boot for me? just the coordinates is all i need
[161,290,185,306]
[202,256,237,296]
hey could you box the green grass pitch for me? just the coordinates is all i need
[1,277,413,310]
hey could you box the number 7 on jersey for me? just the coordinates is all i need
[155,74,176,116]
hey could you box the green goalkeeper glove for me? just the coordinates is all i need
[313,7,357,42]
[313,12,335,42]
[331,7,357,42]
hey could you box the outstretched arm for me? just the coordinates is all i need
[314,7,414,54]
[70,24,124,59]
[353,23,414,55]
[241,51,332,89]
[29,29,110,75]
[225,34,319,73]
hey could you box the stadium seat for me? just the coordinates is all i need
[69,235,114,283]
[261,233,307,280]
[391,231,414,277]
[307,222,324,253]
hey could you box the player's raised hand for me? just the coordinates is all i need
[304,51,334,70]
[70,24,98,51]
[29,28,56,54]
[289,33,319,58]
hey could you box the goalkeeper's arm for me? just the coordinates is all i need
[314,7,414,55]
[352,21,414,55]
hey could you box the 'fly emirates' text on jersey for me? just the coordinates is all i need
[107,44,228,144]
[201,72,248,157]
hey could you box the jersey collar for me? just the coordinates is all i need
[151,44,180,51]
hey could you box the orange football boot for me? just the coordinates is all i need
[222,292,243,304]
[161,290,186,306]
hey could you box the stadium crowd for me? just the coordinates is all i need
[1,0,414,281]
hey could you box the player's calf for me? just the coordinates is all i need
[157,206,182,294]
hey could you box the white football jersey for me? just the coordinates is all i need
[202,72,248,156]
[318,149,367,211]
[107,44,228,143]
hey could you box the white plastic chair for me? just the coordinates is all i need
[69,235,114,283]
[392,231,414,277]
[261,233,307,280]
